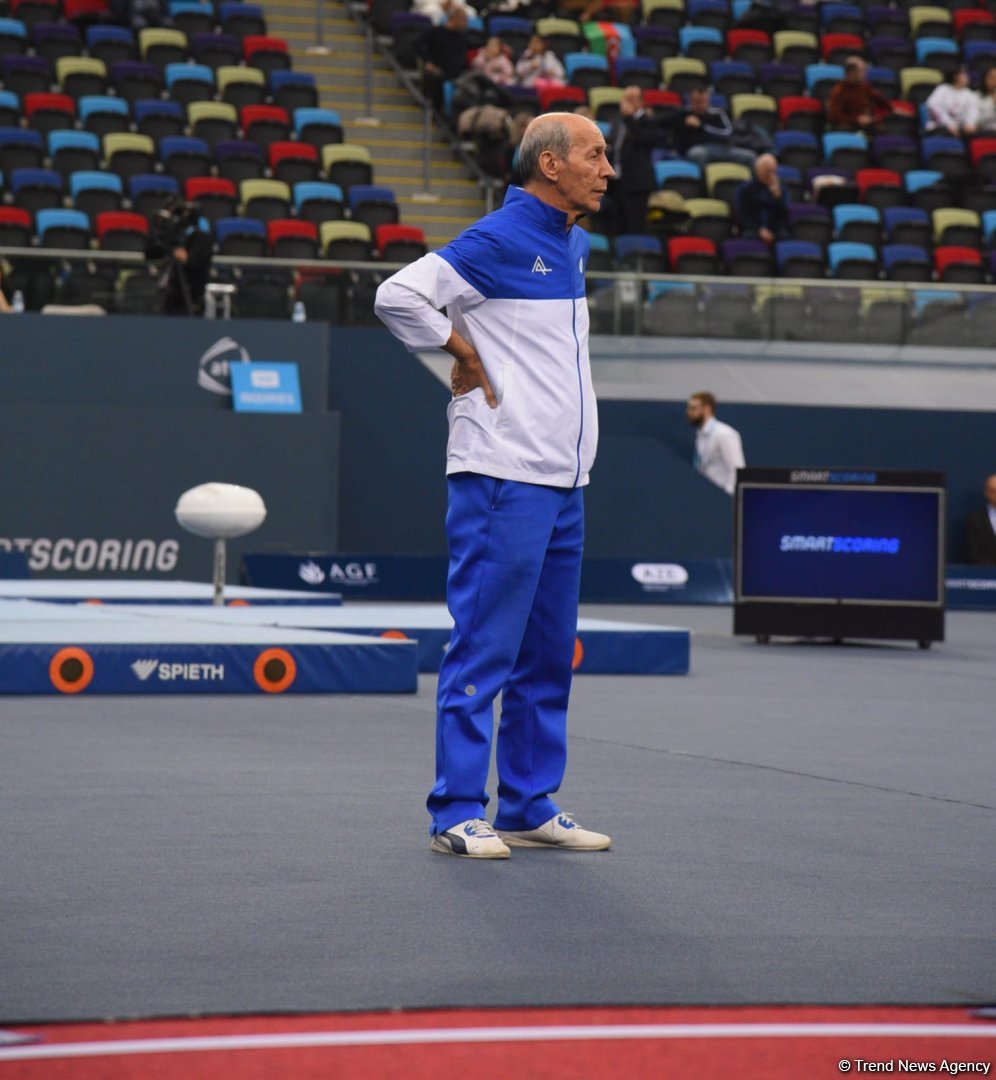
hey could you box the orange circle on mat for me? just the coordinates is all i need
[83,599,104,605]
[572,637,584,670]
[253,648,297,693]
[227,599,250,607]
[49,647,95,694]
[380,630,409,640]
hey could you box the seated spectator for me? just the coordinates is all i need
[736,152,789,243]
[608,85,678,234]
[827,56,894,132]
[416,7,471,113]
[515,34,566,88]
[680,87,757,170]
[471,37,516,87]
[925,67,978,137]
[966,473,996,565]
[975,67,996,133]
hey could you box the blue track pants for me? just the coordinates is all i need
[427,472,584,835]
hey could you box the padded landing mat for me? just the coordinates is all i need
[104,603,691,675]
[0,601,416,695]
[0,580,342,606]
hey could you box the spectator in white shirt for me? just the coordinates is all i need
[974,66,996,132]
[514,34,566,87]
[925,67,978,137]
[687,391,746,496]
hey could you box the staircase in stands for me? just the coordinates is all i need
[262,0,485,249]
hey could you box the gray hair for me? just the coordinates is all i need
[517,115,573,183]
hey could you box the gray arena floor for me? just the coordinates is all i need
[1,604,993,1023]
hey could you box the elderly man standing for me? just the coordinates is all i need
[374,114,615,859]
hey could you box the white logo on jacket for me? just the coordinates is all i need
[531,256,552,275]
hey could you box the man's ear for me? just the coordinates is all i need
[537,149,559,183]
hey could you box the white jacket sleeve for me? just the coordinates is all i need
[374,251,488,352]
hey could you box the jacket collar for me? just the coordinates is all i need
[505,185,573,237]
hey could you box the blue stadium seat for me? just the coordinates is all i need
[159,134,212,181]
[773,129,820,171]
[78,94,130,137]
[654,159,704,198]
[915,36,959,67]
[10,166,62,216]
[680,25,725,62]
[710,59,754,97]
[69,169,123,199]
[614,233,664,271]
[0,89,20,127]
[832,202,881,245]
[128,172,180,216]
[165,62,215,105]
[775,239,825,276]
[883,205,931,246]
[615,56,659,90]
[805,62,843,99]
[0,17,28,52]
[828,240,878,278]
[881,242,931,281]
[564,51,611,90]
[982,209,996,248]
[0,126,44,174]
[293,180,344,225]
[822,130,869,171]
[214,215,267,256]
[269,70,317,112]
[36,206,90,248]
[293,107,342,149]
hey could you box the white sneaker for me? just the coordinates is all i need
[497,813,611,851]
[430,818,510,859]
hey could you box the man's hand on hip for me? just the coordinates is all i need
[445,330,497,408]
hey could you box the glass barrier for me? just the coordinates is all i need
[3,245,996,349]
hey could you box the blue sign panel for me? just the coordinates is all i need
[230,362,302,414]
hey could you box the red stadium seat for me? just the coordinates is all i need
[643,89,682,110]
[267,140,319,184]
[856,168,903,207]
[376,223,427,262]
[934,245,983,283]
[23,91,75,132]
[266,217,318,258]
[667,235,718,274]
[778,95,824,135]
[537,84,586,112]
[242,34,290,73]
[240,104,290,150]
[0,206,33,246]
[953,9,995,40]
[821,32,864,64]
[726,29,772,67]
[969,137,996,169]
[96,209,147,250]
[184,175,237,223]
[63,0,108,17]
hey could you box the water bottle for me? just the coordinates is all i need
[11,290,24,313]
[291,300,306,323]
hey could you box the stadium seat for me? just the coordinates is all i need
[954,9,995,43]
[821,32,864,66]
[920,135,970,183]
[102,131,155,181]
[932,207,981,249]
[322,143,373,192]
[190,31,241,69]
[534,17,583,60]
[159,135,211,181]
[855,168,905,209]
[730,92,777,132]
[124,98,177,144]
[680,25,725,64]
[933,245,983,283]
[721,237,773,276]
[243,35,290,75]
[321,220,373,261]
[293,180,345,225]
[165,61,215,106]
[634,24,679,63]
[96,209,148,251]
[904,168,952,212]
[728,28,773,69]
[775,238,825,277]
[267,218,318,259]
[0,206,34,247]
[240,104,290,151]
[220,2,266,40]
[654,159,704,200]
[1,56,51,99]
[69,169,122,222]
[588,87,625,123]
[78,93,129,137]
[0,16,29,55]
[376,223,427,263]
[110,60,164,105]
[668,235,718,274]
[139,27,188,67]
[774,130,821,172]
[821,3,864,36]
[644,284,699,336]
[982,209,996,250]
[778,95,824,136]
[688,0,728,33]
[643,0,685,33]
[614,233,666,272]
[538,84,586,113]
[755,283,811,336]
[348,184,399,231]
[23,92,75,135]
[215,215,266,256]
[215,138,264,184]
[710,59,754,100]
[884,206,932,248]
[47,128,99,177]
[909,6,952,40]
[10,166,62,218]
[962,39,996,74]
[899,66,943,104]
[188,101,238,148]
[34,206,88,249]
[128,172,179,218]
[293,107,343,150]
[805,62,843,102]
[564,52,611,92]
[683,197,732,244]
[706,161,751,207]
[872,134,919,176]
[774,30,819,69]
[184,175,238,224]
[788,201,832,247]
[662,56,708,94]
[833,203,881,246]
[615,57,659,91]
[86,25,136,66]
[828,239,878,279]
[170,1,215,38]
[217,64,267,108]
[0,90,20,128]
[269,70,317,113]
[240,177,291,222]
[268,140,319,185]
[0,127,44,175]
[387,11,431,69]
[56,56,107,99]
[881,242,931,281]
[759,62,805,100]
[9,0,60,32]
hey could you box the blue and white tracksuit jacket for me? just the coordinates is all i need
[374,186,597,834]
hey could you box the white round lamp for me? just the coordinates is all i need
[175,483,267,604]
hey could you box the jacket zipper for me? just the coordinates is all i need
[571,242,584,489]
